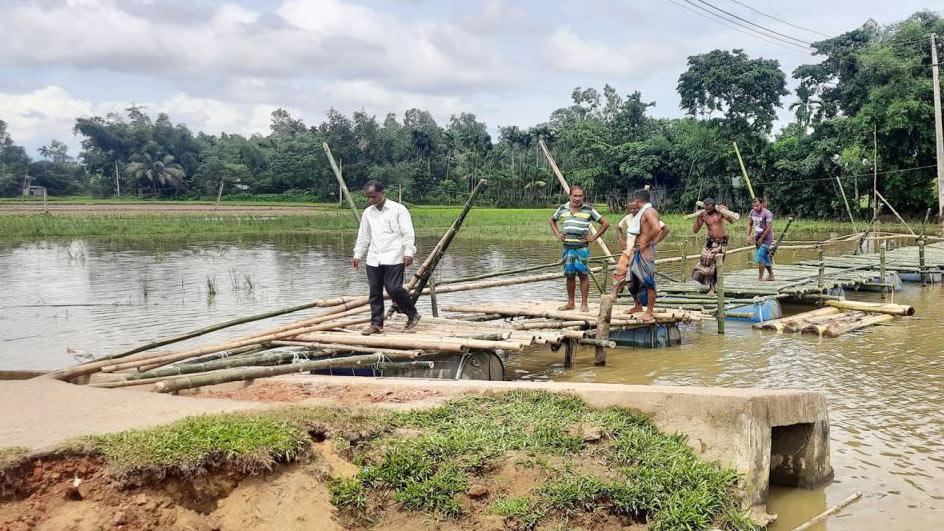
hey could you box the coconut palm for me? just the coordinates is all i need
[125,153,185,193]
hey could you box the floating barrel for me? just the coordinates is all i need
[725,299,783,323]
[853,271,901,292]
[609,324,682,348]
[899,271,943,283]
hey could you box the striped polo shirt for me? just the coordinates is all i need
[552,202,603,248]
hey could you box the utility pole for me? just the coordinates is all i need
[115,160,120,198]
[931,33,944,233]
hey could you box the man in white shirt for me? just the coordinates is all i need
[352,180,420,335]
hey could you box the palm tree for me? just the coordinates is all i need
[126,153,185,194]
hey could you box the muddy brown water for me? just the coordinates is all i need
[1,233,942,530]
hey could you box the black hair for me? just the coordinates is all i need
[634,189,650,202]
[570,185,584,194]
[752,197,762,204]
[703,197,716,205]
[364,180,384,193]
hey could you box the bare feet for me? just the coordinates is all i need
[758,276,765,282]
[626,305,645,314]
[768,275,776,281]
[639,312,655,323]
[580,304,590,313]
[558,303,576,311]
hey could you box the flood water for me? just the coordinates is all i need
[1,232,942,530]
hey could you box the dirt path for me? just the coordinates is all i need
[0,379,261,450]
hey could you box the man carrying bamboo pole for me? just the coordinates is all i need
[352,180,420,335]
[550,185,610,312]
[692,198,730,293]
[613,195,669,299]
[748,198,776,281]
[624,189,661,322]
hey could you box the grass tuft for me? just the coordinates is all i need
[90,412,309,479]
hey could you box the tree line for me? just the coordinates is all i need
[1,11,942,217]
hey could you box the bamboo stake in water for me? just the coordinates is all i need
[716,257,725,334]
[880,242,887,301]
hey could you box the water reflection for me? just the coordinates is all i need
[0,234,941,529]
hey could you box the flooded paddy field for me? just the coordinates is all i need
[1,232,942,529]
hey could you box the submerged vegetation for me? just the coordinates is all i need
[4,391,757,529]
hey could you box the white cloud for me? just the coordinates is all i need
[545,27,677,77]
[0,0,515,95]
[0,85,282,152]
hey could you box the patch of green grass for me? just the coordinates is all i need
[89,412,310,479]
[330,391,759,530]
[493,496,548,527]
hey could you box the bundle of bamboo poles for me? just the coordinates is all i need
[754,300,912,336]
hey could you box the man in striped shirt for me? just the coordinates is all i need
[549,185,610,312]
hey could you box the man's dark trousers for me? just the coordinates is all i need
[366,263,418,327]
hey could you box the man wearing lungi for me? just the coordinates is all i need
[691,198,730,293]
[613,195,669,302]
[748,198,775,281]
[550,185,610,312]
[623,189,661,323]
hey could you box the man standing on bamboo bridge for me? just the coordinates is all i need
[550,185,610,312]
[748,198,775,281]
[692,198,729,293]
[352,180,421,335]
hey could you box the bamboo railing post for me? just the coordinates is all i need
[919,236,927,286]
[716,257,725,334]
[594,294,615,366]
[429,276,439,318]
[818,248,826,293]
[880,242,887,300]
[563,337,577,368]
[680,238,688,276]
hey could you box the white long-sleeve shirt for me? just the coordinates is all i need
[353,199,416,266]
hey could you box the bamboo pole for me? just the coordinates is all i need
[754,307,841,331]
[880,242,887,300]
[594,294,614,366]
[392,179,488,317]
[920,236,927,285]
[875,190,916,235]
[683,200,741,222]
[825,300,914,316]
[269,341,424,357]
[438,261,561,285]
[538,137,615,263]
[835,176,859,232]
[101,315,374,373]
[154,353,389,394]
[823,313,893,337]
[123,349,316,382]
[429,276,439,317]
[290,331,524,352]
[792,491,862,531]
[716,256,725,334]
[562,337,577,368]
[733,141,757,199]
[322,142,360,225]
[769,217,795,257]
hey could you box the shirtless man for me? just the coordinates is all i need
[613,199,669,300]
[625,189,661,323]
[691,198,730,292]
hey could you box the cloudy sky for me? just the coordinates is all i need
[0,0,938,155]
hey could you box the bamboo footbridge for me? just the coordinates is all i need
[47,179,709,394]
